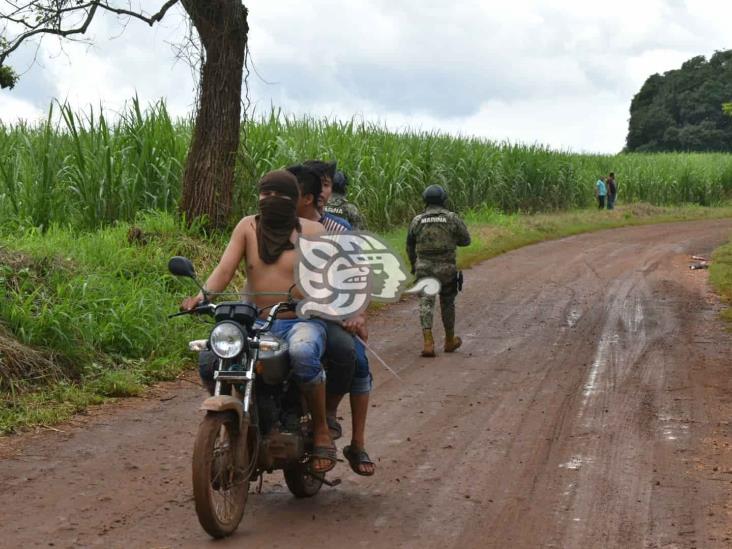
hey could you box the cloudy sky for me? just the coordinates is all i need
[1,0,731,153]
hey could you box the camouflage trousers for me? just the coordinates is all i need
[415,261,458,332]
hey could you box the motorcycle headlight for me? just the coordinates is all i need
[209,321,245,359]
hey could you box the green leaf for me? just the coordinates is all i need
[0,65,18,90]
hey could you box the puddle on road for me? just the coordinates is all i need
[562,481,577,496]
[580,292,647,422]
[657,415,690,442]
[626,296,645,333]
[566,309,581,328]
[559,456,592,470]
[582,334,619,405]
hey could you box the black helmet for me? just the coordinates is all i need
[422,184,447,205]
[333,170,348,194]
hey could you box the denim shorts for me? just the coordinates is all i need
[199,318,327,387]
[258,318,327,386]
[351,337,372,395]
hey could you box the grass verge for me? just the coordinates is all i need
[710,236,732,324]
[2,203,731,434]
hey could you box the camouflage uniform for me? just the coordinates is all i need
[406,205,471,333]
[324,192,366,231]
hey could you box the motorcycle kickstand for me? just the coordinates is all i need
[311,474,342,488]
[255,472,264,494]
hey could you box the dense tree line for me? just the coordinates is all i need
[626,50,732,152]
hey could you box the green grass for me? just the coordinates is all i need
[0,211,234,432]
[3,204,730,434]
[2,100,732,232]
[383,202,732,270]
[710,236,732,323]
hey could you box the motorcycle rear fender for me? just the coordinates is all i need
[200,395,243,426]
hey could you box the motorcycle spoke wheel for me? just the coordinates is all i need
[192,413,249,538]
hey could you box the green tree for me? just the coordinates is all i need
[0,1,249,229]
[626,50,732,152]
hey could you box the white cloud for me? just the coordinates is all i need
[0,94,43,123]
[1,0,731,152]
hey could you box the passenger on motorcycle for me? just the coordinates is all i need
[293,161,376,476]
[180,169,338,474]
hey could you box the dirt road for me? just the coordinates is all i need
[2,219,732,549]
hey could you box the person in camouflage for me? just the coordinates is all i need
[406,185,471,357]
[324,170,366,230]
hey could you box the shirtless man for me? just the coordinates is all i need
[181,170,336,473]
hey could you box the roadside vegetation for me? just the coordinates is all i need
[3,204,732,434]
[2,100,732,233]
[710,236,732,324]
[2,101,732,433]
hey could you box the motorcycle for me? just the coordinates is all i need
[168,256,339,539]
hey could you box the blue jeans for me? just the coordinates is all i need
[263,318,327,386]
[351,337,372,395]
[198,318,327,388]
[607,194,616,210]
[324,321,356,395]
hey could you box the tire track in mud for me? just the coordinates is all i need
[1,219,732,548]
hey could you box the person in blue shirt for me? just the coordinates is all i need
[595,177,607,209]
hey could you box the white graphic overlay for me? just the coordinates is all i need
[295,231,440,320]
[404,277,441,296]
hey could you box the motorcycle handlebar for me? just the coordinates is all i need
[255,301,298,333]
[169,300,298,324]
[168,302,215,319]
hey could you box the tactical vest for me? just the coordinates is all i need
[413,209,456,261]
[324,195,349,221]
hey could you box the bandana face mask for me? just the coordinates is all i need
[259,195,296,223]
[255,170,301,264]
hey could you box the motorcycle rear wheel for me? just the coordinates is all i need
[283,464,324,498]
[192,412,250,538]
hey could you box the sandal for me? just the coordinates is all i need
[309,444,337,474]
[326,415,343,440]
[343,445,375,477]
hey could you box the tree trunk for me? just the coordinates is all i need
[180,0,248,229]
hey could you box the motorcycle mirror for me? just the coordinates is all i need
[168,256,196,278]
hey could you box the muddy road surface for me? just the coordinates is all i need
[2,219,732,548]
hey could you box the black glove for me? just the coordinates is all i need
[457,271,464,292]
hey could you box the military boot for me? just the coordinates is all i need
[421,329,436,357]
[444,331,462,353]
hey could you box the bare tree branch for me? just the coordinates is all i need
[0,1,181,66]
[0,3,99,65]
[94,0,180,26]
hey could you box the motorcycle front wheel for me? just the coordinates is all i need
[283,463,324,498]
[192,412,250,538]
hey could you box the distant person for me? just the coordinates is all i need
[595,176,607,209]
[407,185,471,357]
[324,170,366,230]
[606,172,617,210]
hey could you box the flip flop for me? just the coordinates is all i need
[343,445,375,477]
[309,444,337,474]
[326,415,343,440]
